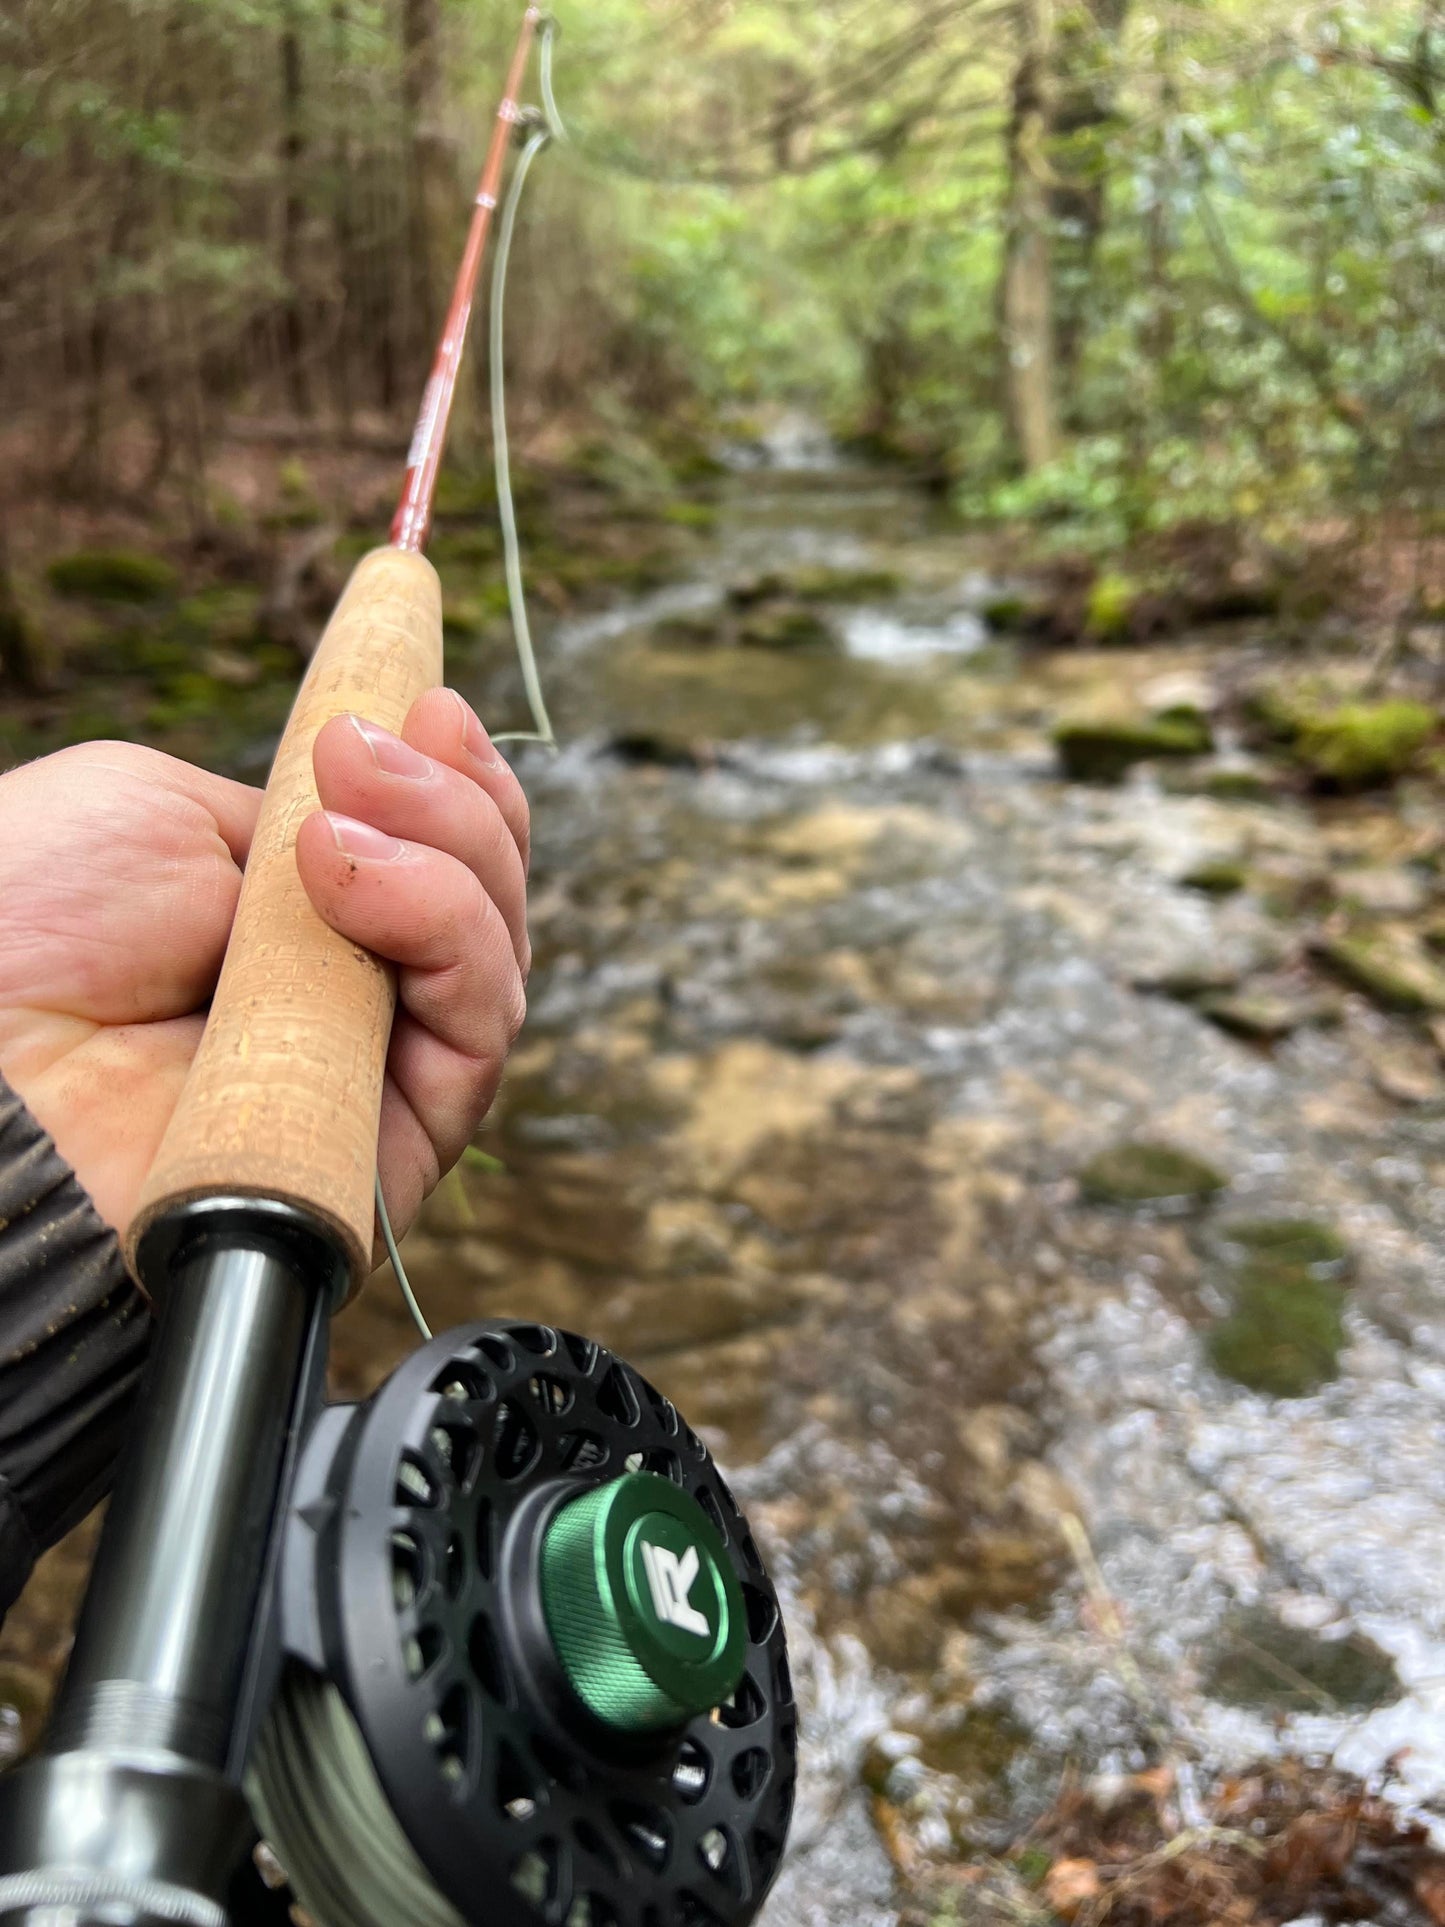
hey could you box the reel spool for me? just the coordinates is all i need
[250,1320,797,1927]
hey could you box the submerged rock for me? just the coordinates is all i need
[1078,1141,1228,1207]
[1203,1606,1397,1713]
[1053,710,1212,783]
[1205,1217,1351,1397]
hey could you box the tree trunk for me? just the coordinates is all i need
[1047,0,1129,388]
[1000,0,1060,472]
[399,0,455,376]
[0,521,42,696]
[279,0,312,417]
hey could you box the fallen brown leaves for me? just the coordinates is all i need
[1014,1760,1445,1927]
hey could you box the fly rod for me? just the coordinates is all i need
[0,13,795,1926]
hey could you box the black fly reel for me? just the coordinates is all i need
[252,1321,797,1927]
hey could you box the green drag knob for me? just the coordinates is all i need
[539,1471,746,1733]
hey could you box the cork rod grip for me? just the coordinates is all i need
[125,547,444,1295]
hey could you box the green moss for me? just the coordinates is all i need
[144,670,242,730]
[738,603,834,651]
[659,500,719,531]
[1083,570,1141,643]
[173,586,262,648]
[1079,1140,1228,1206]
[981,592,1027,632]
[1205,1217,1351,1396]
[1312,930,1445,1013]
[1207,1263,1346,1396]
[1183,859,1247,895]
[428,527,500,569]
[1294,701,1436,789]
[431,470,500,521]
[48,548,178,603]
[1053,710,1211,782]
[1204,1607,1396,1712]
[1218,1218,1351,1271]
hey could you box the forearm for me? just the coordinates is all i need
[0,1077,151,1620]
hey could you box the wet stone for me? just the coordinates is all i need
[1203,1607,1398,1714]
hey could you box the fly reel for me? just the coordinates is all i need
[250,1321,797,1927]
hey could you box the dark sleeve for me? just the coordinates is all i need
[0,1078,152,1620]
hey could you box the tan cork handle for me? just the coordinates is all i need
[125,546,443,1297]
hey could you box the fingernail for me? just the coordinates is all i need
[349,714,435,780]
[325,813,407,862]
[450,690,506,771]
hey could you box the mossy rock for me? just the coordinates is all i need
[1207,1264,1346,1396]
[981,590,1046,635]
[1197,759,1287,802]
[1182,858,1247,896]
[1053,710,1212,783]
[1199,990,1339,1041]
[651,613,724,649]
[1312,930,1445,1014]
[1293,701,1436,789]
[48,549,178,603]
[737,603,834,651]
[1083,570,1143,643]
[1079,1140,1228,1207]
[728,565,900,609]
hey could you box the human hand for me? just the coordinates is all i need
[0,689,528,1250]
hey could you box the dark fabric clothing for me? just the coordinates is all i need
[0,1077,151,1619]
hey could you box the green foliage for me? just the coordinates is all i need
[47,549,178,603]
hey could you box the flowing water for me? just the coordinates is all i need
[5,443,1445,1917]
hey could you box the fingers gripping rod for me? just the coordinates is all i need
[0,13,549,1923]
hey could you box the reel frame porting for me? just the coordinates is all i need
[271,1320,798,1927]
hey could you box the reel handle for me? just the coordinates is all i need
[125,546,443,1300]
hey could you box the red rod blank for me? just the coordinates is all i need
[389,6,542,554]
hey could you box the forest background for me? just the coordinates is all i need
[0,0,1440,725]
